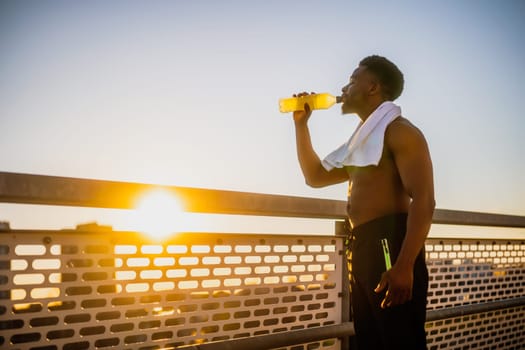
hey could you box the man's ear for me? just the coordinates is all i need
[368,80,382,97]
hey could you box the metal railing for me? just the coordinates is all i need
[1,171,524,350]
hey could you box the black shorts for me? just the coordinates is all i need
[349,213,428,350]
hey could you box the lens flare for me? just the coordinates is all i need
[132,189,186,240]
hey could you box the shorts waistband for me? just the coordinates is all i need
[351,213,408,239]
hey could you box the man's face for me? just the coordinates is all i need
[340,65,376,114]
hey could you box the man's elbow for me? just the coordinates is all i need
[305,178,325,188]
[412,192,435,213]
[423,194,436,213]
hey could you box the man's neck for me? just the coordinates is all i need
[357,100,387,122]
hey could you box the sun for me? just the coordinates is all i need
[132,188,186,240]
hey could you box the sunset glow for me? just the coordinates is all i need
[132,189,186,240]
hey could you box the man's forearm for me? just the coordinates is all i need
[294,121,323,183]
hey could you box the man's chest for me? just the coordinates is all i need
[344,152,401,192]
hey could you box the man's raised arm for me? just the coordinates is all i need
[293,96,348,188]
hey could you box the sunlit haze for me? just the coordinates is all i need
[1,0,524,237]
[131,188,186,240]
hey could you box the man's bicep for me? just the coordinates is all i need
[390,126,434,197]
[403,146,434,198]
[327,167,350,184]
[310,166,348,188]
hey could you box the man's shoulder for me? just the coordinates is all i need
[387,116,423,137]
[385,116,427,149]
[390,116,415,129]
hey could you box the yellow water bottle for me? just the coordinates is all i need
[279,93,342,113]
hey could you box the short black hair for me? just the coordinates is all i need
[359,55,404,101]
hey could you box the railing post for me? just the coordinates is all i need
[336,219,353,350]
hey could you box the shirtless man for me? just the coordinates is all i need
[292,55,435,349]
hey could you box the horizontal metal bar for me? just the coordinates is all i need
[432,208,525,228]
[178,322,355,350]
[426,296,525,322]
[0,171,347,219]
[1,171,525,227]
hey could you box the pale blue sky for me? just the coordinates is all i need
[1,0,524,234]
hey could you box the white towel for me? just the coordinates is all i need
[322,101,402,170]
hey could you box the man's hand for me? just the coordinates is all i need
[374,263,414,309]
[293,92,314,124]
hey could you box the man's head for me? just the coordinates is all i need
[341,55,404,117]
[359,55,404,101]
